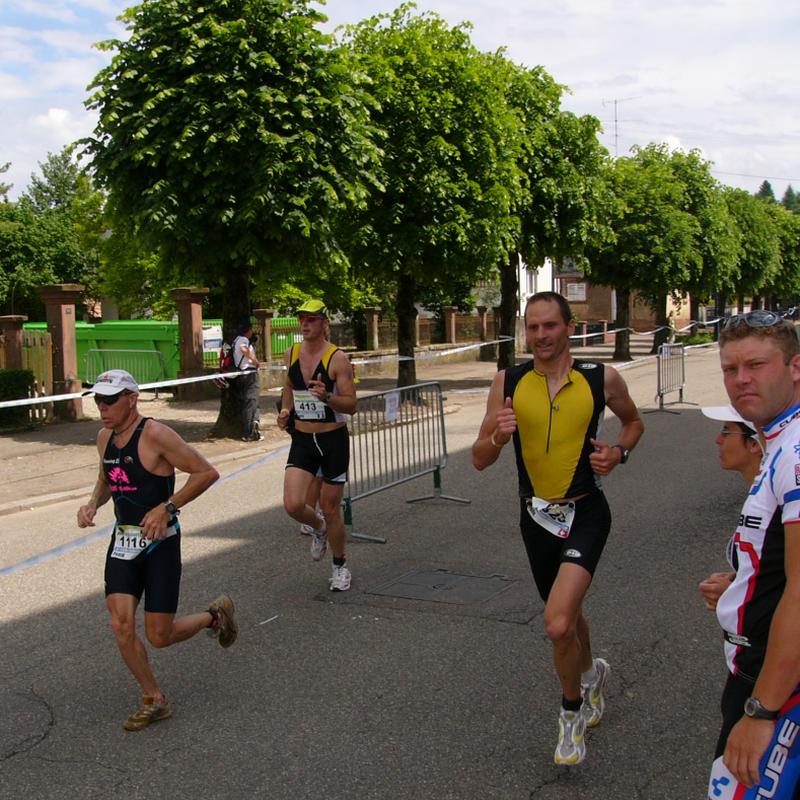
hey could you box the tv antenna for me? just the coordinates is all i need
[601,96,641,157]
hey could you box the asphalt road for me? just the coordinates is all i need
[0,346,743,799]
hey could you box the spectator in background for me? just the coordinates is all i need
[232,321,261,442]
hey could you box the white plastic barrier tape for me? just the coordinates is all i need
[0,336,515,409]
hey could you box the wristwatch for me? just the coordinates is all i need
[614,445,630,464]
[164,500,180,517]
[744,696,779,720]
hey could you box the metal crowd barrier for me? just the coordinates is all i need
[344,381,470,543]
[652,342,694,413]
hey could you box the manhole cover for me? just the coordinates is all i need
[367,568,514,604]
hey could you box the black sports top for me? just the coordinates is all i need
[287,343,345,424]
[102,418,176,526]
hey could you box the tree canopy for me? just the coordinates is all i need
[723,187,781,302]
[83,0,383,327]
[0,149,103,317]
[0,162,11,202]
[338,5,524,383]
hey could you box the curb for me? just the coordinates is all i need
[0,441,280,519]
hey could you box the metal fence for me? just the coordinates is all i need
[654,342,687,412]
[343,381,469,543]
[271,318,302,359]
[85,349,168,386]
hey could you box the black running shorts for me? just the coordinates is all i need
[104,530,182,613]
[519,490,611,601]
[286,426,349,484]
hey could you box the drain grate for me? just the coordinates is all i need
[367,568,514,605]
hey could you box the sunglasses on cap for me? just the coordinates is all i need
[93,391,130,407]
[724,309,782,329]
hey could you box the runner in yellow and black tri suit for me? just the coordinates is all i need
[472,291,644,767]
[504,357,609,599]
[277,299,357,592]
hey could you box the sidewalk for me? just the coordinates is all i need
[0,340,724,517]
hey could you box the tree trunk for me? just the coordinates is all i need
[714,291,726,341]
[613,288,632,361]
[650,293,669,354]
[396,272,418,388]
[737,294,745,313]
[212,267,253,438]
[497,252,518,370]
[351,310,367,351]
[689,296,700,331]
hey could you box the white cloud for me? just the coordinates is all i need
[0,71,33,101]
[12,0,78,24]
[32,107,86,140]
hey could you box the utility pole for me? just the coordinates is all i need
[601,96,640,158]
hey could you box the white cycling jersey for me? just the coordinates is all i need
[716,402,800,679]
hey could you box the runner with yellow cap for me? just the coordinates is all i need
[277,299,357,591]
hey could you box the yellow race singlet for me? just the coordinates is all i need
[504,360,606,500]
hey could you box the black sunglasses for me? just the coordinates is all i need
[724,309,782,329]
[93,391,129,407]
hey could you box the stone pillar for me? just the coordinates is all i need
[0,315,27,370]
[253,308,275,363]
[414,315,420,348]
[443,305,457,344]
[476,305,493,361]
[601,320,615,345]
[476,306,489,341]
[37,284,84,421]
[364,307,380,351]
[170,287,209,401]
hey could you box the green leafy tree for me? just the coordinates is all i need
[499,60,613,366]
[13,148,109,302]
[723,187,781,309]
[756,180,776,202]
[98,221,176,318]
[0,201,84,316]
[782,185,799,214]
[583,144,701,360]
[339,6,523,385]
[666,149,740,341]
[83,0,382,435]
[762,203,800,306]
[0,149,101,316]
[84,0,380,319]
[0,162,11,202]
[23,148,83,213]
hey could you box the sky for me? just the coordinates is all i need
[1,0,798,202]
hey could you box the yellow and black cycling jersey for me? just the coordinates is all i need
[504,359,605,500]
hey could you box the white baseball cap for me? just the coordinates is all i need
[701,405,756,433]
[85,369,139,396]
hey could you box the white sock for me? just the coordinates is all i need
[581,661,598,685]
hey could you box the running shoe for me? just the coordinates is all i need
[209,594,238,648]
[329,563,351,592]
[581,657,610,727]
[300,509,324,537]
[310,519,328,561]
[554,709,586,766]
[123,696,172,732]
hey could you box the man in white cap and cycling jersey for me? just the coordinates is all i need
[704,310,800,798]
